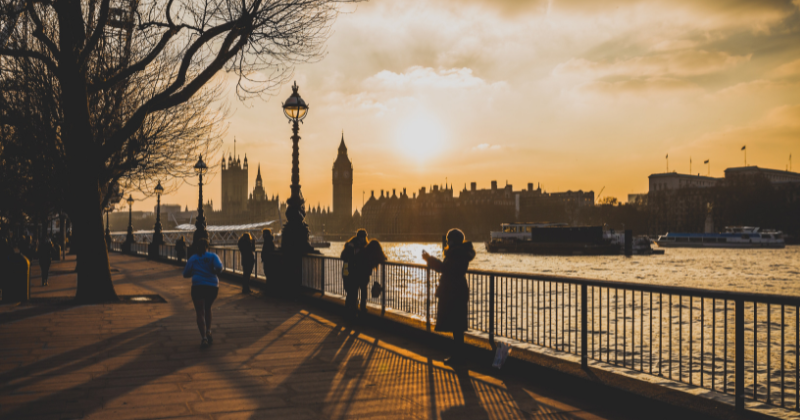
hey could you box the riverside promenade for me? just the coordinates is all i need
[0,254,748,420]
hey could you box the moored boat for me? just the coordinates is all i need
[486,223,622,256]
[655,226,785,249]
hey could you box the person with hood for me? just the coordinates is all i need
[260,229,278,284]
[422,228,475,365]
[175,236,187,263]
[37,236,55,286]
[340,229,386,319]
[237,233,255,293]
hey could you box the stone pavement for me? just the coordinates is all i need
[1,253,684,420]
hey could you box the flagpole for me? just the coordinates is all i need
[690,157,692,175]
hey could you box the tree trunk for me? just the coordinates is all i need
[56,0,118,303]
[70,175,119,303]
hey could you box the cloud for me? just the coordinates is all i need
[473,143,502,151]
[554,51,751,79]
[769,58,800,79]
[363,66,506,91]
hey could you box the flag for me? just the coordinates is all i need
[704,160,709,164]
[741,145,746,151]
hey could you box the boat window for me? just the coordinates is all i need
[526,227,533,232]
[742,235,750,239]
[762,234,772,239]
[690,237,702,243]
[504,226,515,233]
[717,238,727,243]
[676,238,688,242]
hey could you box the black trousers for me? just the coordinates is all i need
[345,282,368,316]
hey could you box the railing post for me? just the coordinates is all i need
[426,268,431,331]
[581,283,588,368]
[381,264,386,316]
[320,257,325,295]
[735,299,745,412]
[489,274,495,347]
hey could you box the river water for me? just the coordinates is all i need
[320,242,800,297]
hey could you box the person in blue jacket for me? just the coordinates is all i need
[183,239,223,348]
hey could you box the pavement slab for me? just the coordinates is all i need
[0,253,700,419]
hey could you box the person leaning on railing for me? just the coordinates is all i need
[422,228,476,365]
[237,233,255,294]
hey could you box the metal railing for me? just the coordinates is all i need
[299,254,800,413]
[110,241,800,413]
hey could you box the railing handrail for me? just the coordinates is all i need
[301,253,800,305]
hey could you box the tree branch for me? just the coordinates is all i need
[78,0,111,68]
[0,47,58,73]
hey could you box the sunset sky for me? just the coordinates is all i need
[132,0,800,216]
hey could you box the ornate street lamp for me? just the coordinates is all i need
[280,81,314,254]
[152,181,165,245]
[122,195,135,253]
[193,156,209,246]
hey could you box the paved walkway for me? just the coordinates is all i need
[1,253,663,420]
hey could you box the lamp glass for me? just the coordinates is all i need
[127,195,134,204]
[283,105,307,120]
[154,182,164,194]
[194,157,208,175]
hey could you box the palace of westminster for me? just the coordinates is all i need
[193,133,594,241]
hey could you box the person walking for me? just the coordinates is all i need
[260,229,277,284]
[422,228,475,365]
[37,237,54,286]
[237,233,255,293]
[340,229,386,319]
[176,236,187,263]
[182,239,223,348]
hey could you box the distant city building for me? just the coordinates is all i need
[648,165,800,236]
[359,180,595,241]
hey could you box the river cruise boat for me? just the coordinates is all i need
[486,223,621,256]
[655,227,785,249]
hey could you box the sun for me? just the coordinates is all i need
[395,113,447,162]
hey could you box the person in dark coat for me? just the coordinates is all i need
[260,229,278,284]
[37,237,55,286]
[176,236,187,263]
[237,233,255,293]
[422,228,475,364]
[340,229,386,319]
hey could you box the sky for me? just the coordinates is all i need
[131,0,800,215]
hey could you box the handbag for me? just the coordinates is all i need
[370,281,384,298]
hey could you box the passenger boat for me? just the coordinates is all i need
[655,226,785,249]
[486,223,621,255]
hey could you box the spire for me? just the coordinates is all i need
[338,132,347,154]
[256,164,262,181]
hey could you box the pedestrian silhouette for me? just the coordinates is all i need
[340,229,386,320]
[260,229,278,285]
[175,236,187,263]
[37,237,54,286]
[182,238,223,348]
[237,233,255,293]
[422,228,475,365]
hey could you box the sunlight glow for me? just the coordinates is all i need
[395,112,447,163]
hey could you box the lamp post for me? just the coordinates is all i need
[122,195,135,253]
[104,206,112,251]
[193,156,209,247]
[153,181,165,245]
[279,81,314,254]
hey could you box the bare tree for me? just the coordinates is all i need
[0,0,354,302]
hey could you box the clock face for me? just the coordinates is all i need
[344,172,349,179]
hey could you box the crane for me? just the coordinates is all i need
[595,186,605,204]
